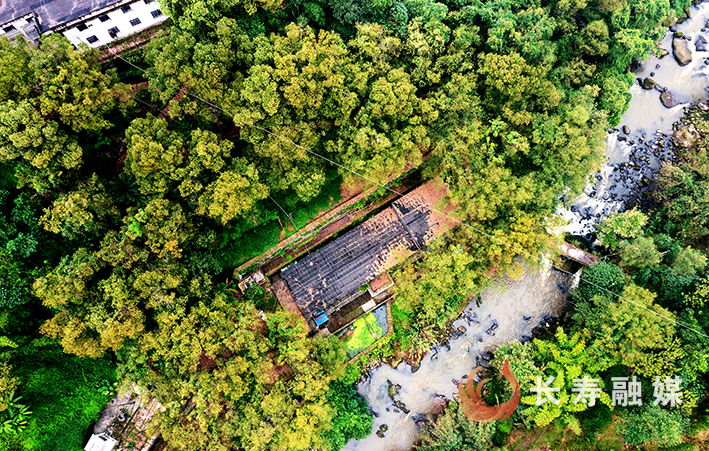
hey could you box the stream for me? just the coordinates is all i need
[343,266,579,451]
[344,6,709,451]
[558,2,709,238]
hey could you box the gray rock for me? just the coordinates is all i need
[673,38,692,66]
[622,125,630,135]
[660,91,681,108]
[696,35,708,52]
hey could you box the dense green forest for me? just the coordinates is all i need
[0,0,707,449]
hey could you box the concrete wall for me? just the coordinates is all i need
[0,13,40,42]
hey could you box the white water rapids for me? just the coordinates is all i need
[343,266,579,451]
[559,3,709,237]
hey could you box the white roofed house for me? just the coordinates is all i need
[0,0,168,47]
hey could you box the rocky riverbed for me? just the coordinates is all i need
[559,2,709,238]
[343,265,579,451]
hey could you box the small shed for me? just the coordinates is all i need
[85,433,118,451]
[238,269,265,293]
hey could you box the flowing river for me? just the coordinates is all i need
[343,5,709,450]
[343,266,579,451]
[559,2,709,238]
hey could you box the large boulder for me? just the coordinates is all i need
[660,91,681,108]
[642,78,656,90]
[673,38,692,66]
[696,35,708,52]
[432,396,447,415]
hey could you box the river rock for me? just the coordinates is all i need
[376,430,385,438]
[660,91,681,108]
[379,424,388,432]
[395,400,410,414]
[696,35,708,52]
[457,326,467,334]
[622,125,630,134]
[432,396,447,415]
[673,38,692,66]
[412,414,428,432]
[642,78,656,90]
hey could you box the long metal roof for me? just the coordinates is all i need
[281,185,453,322]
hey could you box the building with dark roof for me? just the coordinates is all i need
[0,0,167,47]
[280,181,456,329]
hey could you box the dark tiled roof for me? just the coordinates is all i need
[281,195,445,322]
[0,0,121,31]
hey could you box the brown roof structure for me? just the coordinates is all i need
[281,180,456,324]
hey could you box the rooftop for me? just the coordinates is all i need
[281,181,456,323]
[0,0,121,31]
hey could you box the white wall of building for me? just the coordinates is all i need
[0,13,40,42]
[60,0,167,48]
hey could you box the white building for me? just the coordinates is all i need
[0,0,168,48]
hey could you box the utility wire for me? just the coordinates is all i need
[92,39,709,339]
[268,195,312,258]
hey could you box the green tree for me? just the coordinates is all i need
[416,402,494,451]
[618,406,689,447]
[521,328,611,431]
[325,382,372,451]
[618,236,662,270]
[574,284,679,377]
[596,208,648,250]
[579,20,609,57]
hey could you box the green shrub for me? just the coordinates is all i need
[325,382,372,451]
[618,406,689,447]
[9,346,116,451]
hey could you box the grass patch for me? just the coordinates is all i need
[222,174,343,266]
[342,313,383,358]
[10,345,116,451]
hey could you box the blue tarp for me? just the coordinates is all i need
[313,311,328,327]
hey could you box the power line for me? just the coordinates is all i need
[92,39,709,339]
[267,195,312,258]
